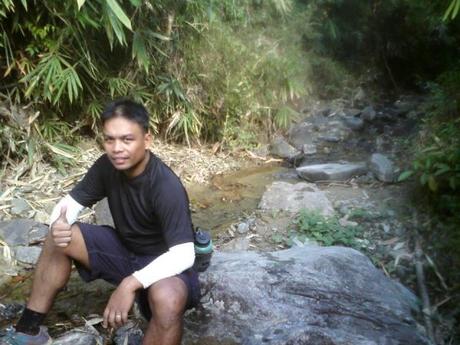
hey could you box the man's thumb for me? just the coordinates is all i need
[59,205,68,223]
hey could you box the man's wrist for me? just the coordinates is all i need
[122,275,143,291]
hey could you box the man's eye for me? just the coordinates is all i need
[124,138,133,142]
[104,138,113,143]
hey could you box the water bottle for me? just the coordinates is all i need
[193,227,213,272]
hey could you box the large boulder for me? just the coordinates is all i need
[288,122,316,151]
[0,219,48,265]
[269,136,303,161]
[94,197,115,227]
[0,219,48,246]
[361,106,377,122]
[369,153,396,182]
[258,182,334,216]
[184,246,429,345]
[297,162,367,182]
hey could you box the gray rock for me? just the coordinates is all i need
[52,326,105,345]
[221,237,250,252]
[369,153,395,182]
[94,197,114,227]
[0,219,48,246]
[237,222,250,234]
[302,143,317,155]
[393,99,415,116]
[343,108,362,117]
[10,198,30,215]
[14,246,42,265]
[258,181,334,216]
[114,321,144,345]
[318,135,340,143]
[353,87,366,103]
[269,136,303,161]
[361,106,376,121]
[184,246,429,345]
[342,116,364,131]
[0,303,23,322]
[288,122,315,151]
[296,163,367,182]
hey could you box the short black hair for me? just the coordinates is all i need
[101,99,149,132]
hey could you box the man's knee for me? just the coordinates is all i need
[44,224,89,267]
[148,277,188,324]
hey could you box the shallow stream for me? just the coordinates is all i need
[186,164,288,235]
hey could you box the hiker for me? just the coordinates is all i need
[1,99,199,345]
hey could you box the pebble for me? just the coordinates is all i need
[237,223,250,234]
[382,223,391,233]
[0,303,24,321]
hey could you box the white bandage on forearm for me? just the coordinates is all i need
[49,194,85,226]
[132,242,195,288]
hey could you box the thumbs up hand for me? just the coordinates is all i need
[51,205,72,247]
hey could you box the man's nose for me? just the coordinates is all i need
[113,140,123,152]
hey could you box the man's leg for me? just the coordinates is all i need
[142,277,188,345]
[24,224,89,315]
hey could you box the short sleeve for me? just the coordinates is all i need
[69,154,109,207]
[154,175,193,248]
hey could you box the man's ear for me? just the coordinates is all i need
[144,131,152,146]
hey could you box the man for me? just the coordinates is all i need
[1,99,199,345]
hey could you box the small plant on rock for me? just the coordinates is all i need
[288,209,363,248]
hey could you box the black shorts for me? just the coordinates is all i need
[75,223,200,319]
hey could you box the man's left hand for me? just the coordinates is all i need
[103,275,143,328]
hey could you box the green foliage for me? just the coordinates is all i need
[274,209,363,248]
[176,10,309,144]
[0,102,79,172]
[303,0,460,88]
[444,0,460,20]
[0,0,310,160]
[403,66,460,298]
[411,68,460,196]
[347,208,382,222]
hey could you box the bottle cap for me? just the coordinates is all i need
[194,228,210,246]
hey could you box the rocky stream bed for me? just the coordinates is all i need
[0,95,452,344]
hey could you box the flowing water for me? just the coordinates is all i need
[186,164,288,235]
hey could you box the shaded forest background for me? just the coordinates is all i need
[1,0,460,341]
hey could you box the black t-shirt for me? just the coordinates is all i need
[70,151,193,256]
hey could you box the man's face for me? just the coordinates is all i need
[102,116,151,178]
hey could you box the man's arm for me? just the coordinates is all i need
[102,242,195,328]
[132,242,195,288]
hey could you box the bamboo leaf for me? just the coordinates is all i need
[443,0,457,21]
[453,0,460,18]
[132,31,149,72]
[428,176,438,192]
[105,0,132,30]
[46,143,76,159]
[129,0,141,6]
[148,32,171,41]
[77,0,86,10]
[107,9,127,46]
